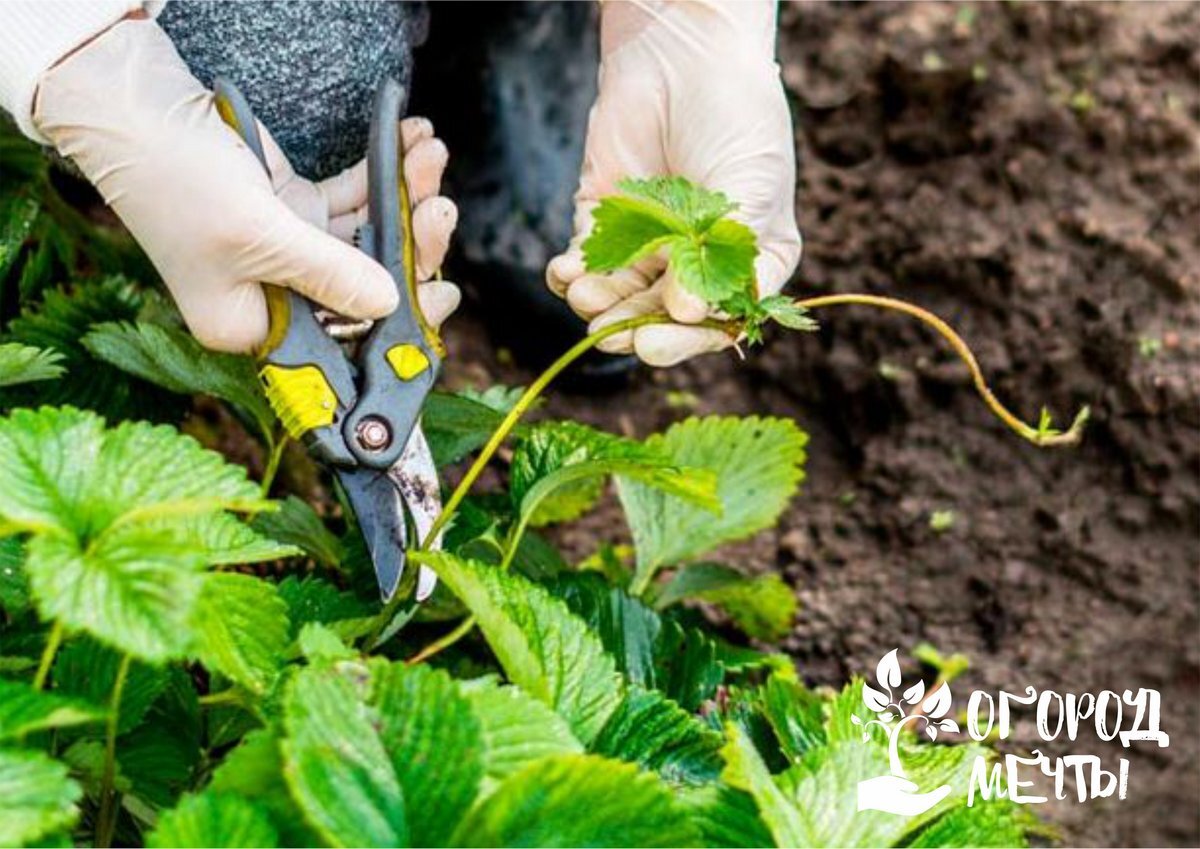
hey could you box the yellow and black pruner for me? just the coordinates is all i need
[214,77,444,605]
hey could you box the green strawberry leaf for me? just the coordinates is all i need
[676,783,774,849]
[670,218,758,304]
[720,722,808,847]
[0,343,63,388]
[251,496,343,569]
[117,666,202,809]
[0,536,29,615]
[723,294,818,346]
[0,189,40,282]
[725,677,1034,848]
[53,638,167,735]
[0,748,81,846]
[450,754,699,848]
[148,791,279,849]
[281,663,407,847]
[772,738,967,847]
[118,713,201,809]
[210,728,322,848]
[591,687,724,786]
[459,678,583,791]
[0,279,180,422]
[423,551,623,744]
[189,573,290,694]
[83,321,275,444]
[458,384,526,413]
[296,623,355,662]
[59,738,131,800]
[617,416,807,590]
[0,407,268,536]
[908,800,1037,848]
[655,562,797,641]
[551,572,660,686]
[582,195,682,272]
[173,511,298,566]
[579,177,821,339]
[754,671,827,762]
[0,407,278,661]
[583,177,757,305]
[617,176,739,231]
[24,529,206,662]
[552,572,725,711]
[759,295,818,332]
[0,676,104,741]
[368,660,484,846]
[275,575,373,642]
[653,619,726,712]
[422,390,523,467]
[510,420,718,527]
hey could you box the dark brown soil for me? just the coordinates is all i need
[439,3,1199,845]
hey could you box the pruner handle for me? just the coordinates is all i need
[212,78,358,466]
[339,78,444,471]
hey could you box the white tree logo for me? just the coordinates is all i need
[854,649,958,817]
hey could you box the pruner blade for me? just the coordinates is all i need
[387,423,442,601]
[336,422,441,603]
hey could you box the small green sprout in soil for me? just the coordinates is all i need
[664,389,700,410]
[877,360,910,382]
[922,50,946,72]
[929,509,957,533]
[1070,89,1098,114]
[915,642,971,684]
[1138,335,1162,359]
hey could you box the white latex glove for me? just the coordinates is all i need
[33,18,460,353]
[546,0,802,367]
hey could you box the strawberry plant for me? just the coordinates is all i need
[0,125,1069,847]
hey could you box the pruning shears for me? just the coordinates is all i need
[214,77,443,606]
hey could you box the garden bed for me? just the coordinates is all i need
[442,3,1199,845]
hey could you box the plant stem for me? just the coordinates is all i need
[406,518,528,663]
[629,566,654,599]
[365,313,672,649]
[407,614,476,666]
[260,433,289,496]
[31,621,64,692]
[197,688,243,709]
[96,654,131,849]
[19,622,66,746]
[425,314,670,549]
[795,294,1088,446]
[497,514,531,575]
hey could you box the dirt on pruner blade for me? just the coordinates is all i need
[438,3,1198,846]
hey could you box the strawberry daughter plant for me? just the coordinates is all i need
[0,132,1073,848]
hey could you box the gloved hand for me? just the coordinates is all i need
[546,0,801,367]
[33,18,460,353]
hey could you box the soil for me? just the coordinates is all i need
[436,3,1200,846]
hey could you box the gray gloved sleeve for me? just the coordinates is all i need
[159,0,427,179]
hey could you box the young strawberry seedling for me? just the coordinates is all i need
[582,176,1089,446]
